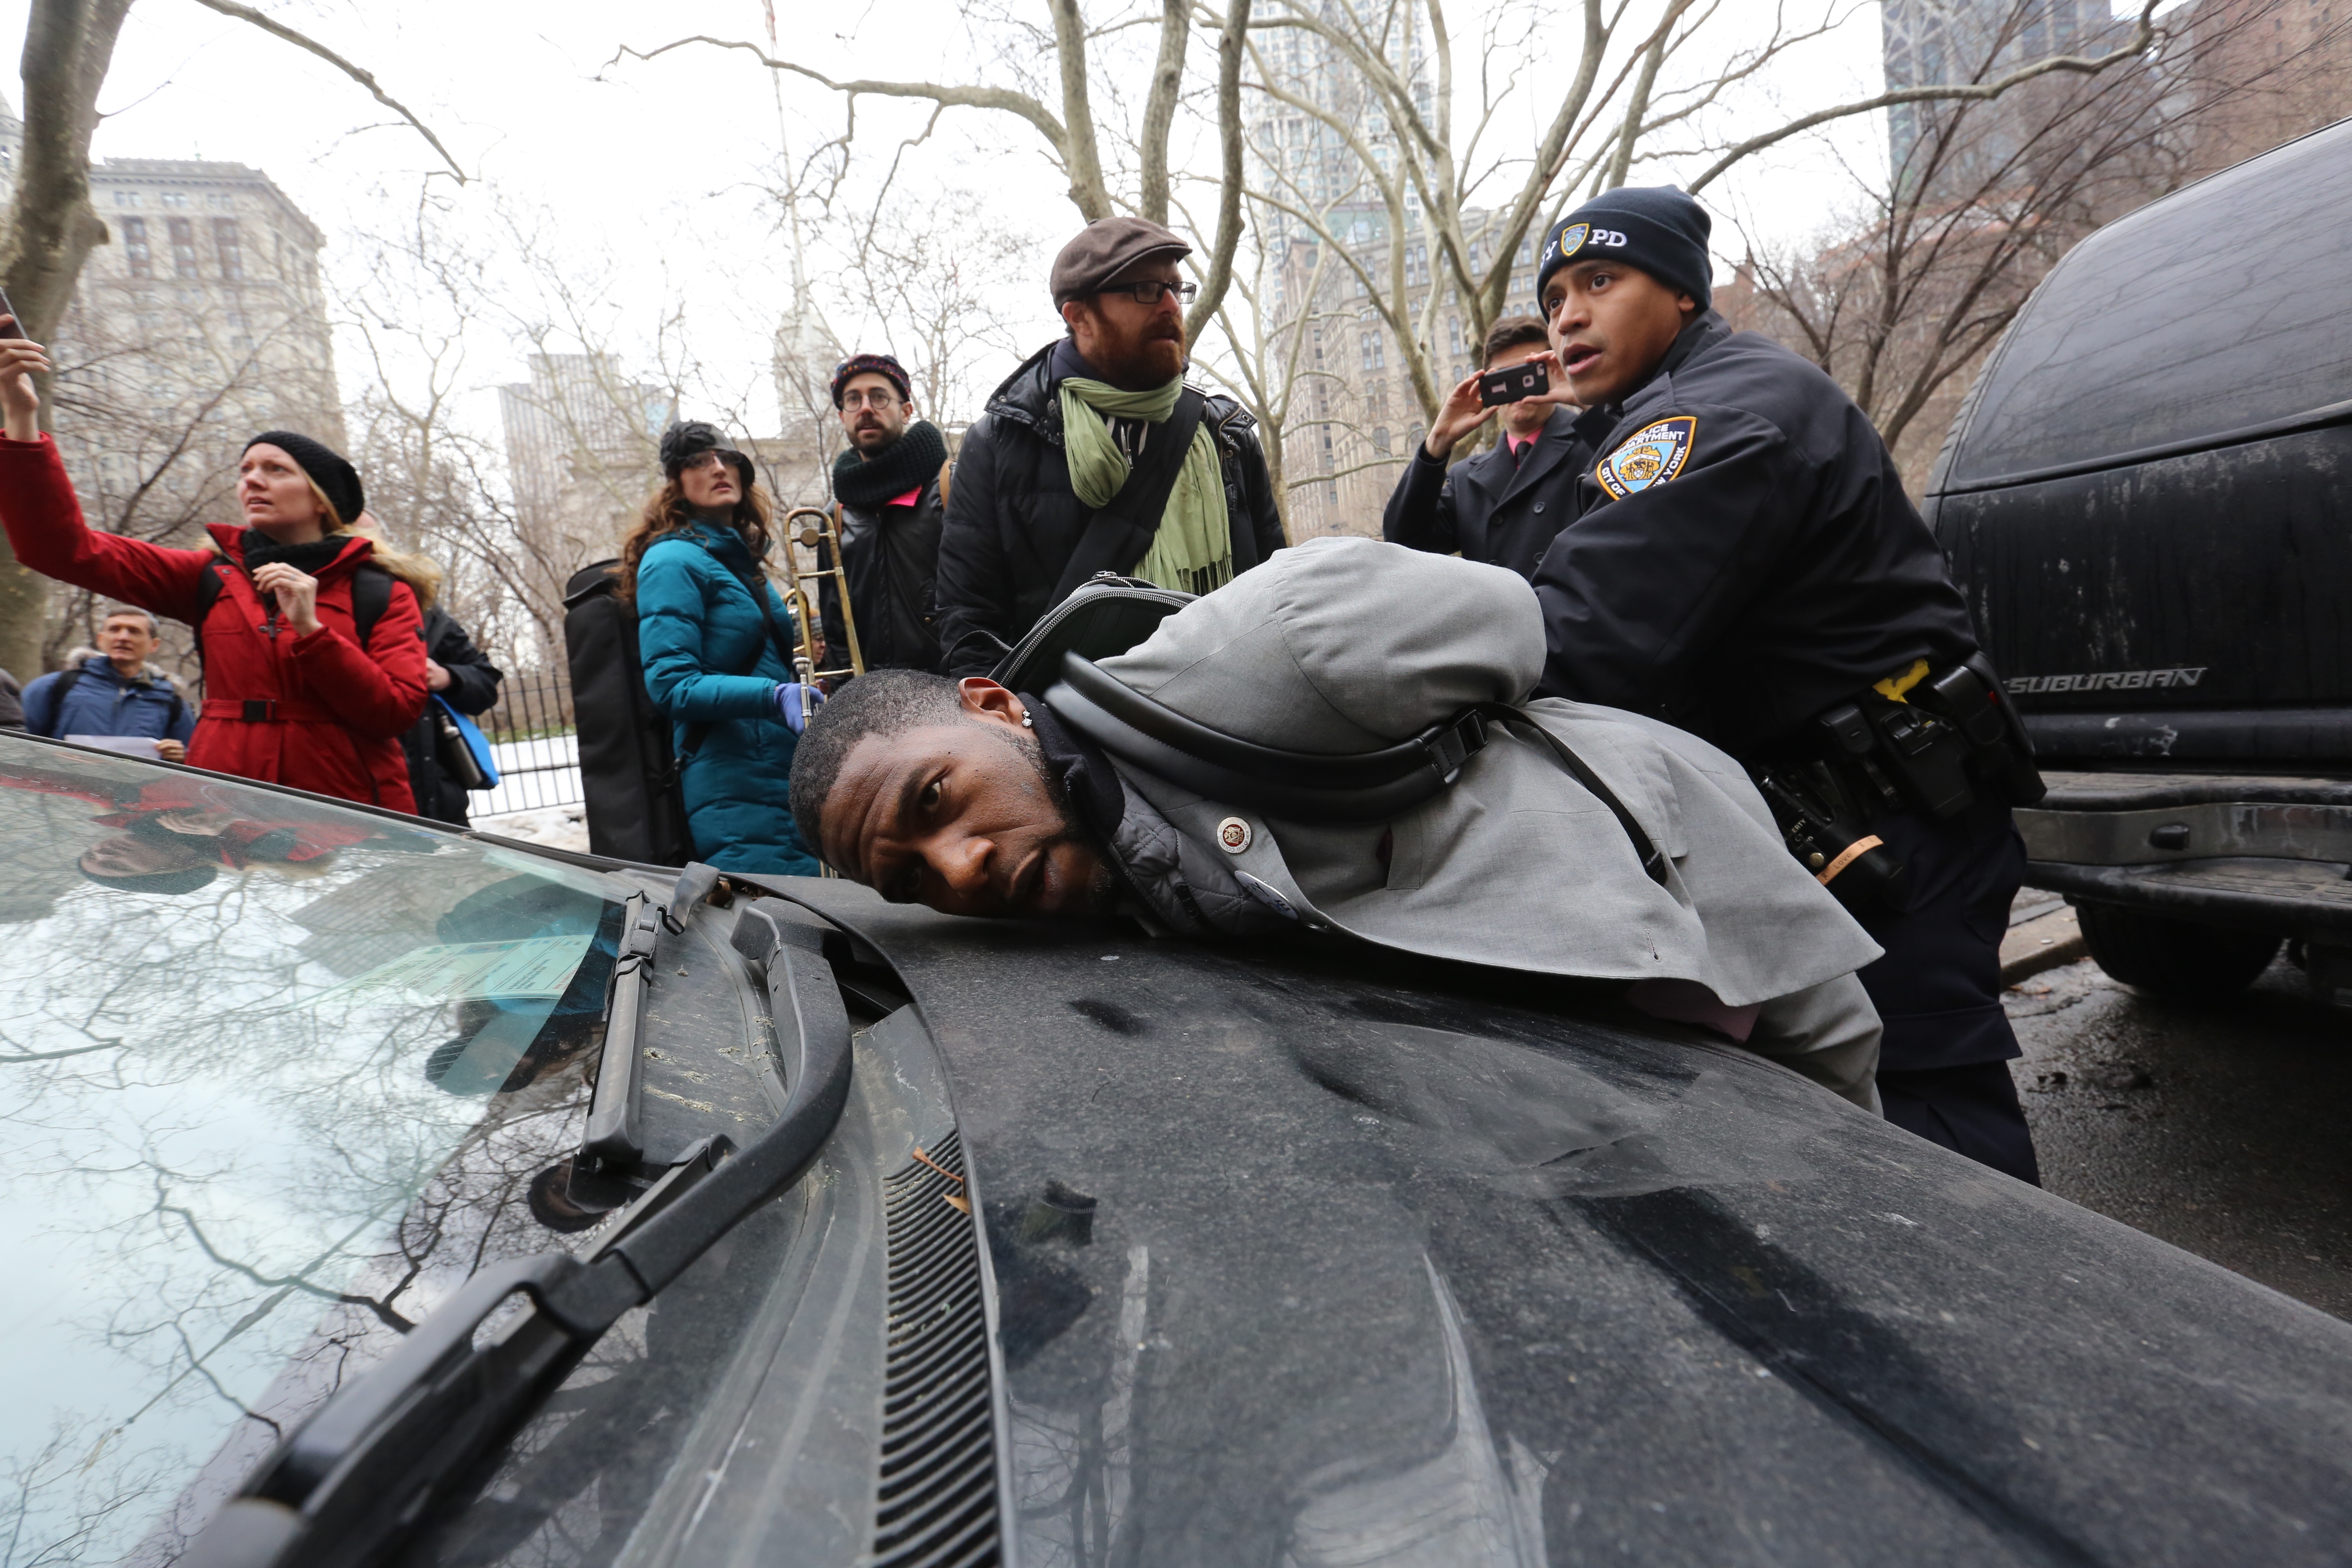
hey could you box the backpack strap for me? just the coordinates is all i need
[194,555,394,649]
[347,562,394,648]
[935,457,954,510]
[1049,388,1207,604]
[1042,654,1668,885]
[26,666,83,737]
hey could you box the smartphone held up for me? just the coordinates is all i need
[1477,359,1548,408]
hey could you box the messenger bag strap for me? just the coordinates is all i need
[1050,387,1207,605]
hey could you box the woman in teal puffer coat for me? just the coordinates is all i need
[621,422,826,875]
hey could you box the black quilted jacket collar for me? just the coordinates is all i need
[983,339,1258,450]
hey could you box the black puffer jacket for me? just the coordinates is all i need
[935,340,1288,676]
[399,605,504,825]
[819,477,946,674]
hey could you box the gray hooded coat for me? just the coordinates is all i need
[1069,536,1887,1108]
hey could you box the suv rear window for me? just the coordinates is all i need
[1944,118,2352,487]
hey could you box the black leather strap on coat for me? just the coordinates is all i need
[1049,388,1207,604]
[1045,652,1670,884]
[1462,702,1668,884]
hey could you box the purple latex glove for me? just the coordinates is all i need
[775,682,824,733]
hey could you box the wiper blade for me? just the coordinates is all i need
[181,901,855,1568]
[579,889,663,1172]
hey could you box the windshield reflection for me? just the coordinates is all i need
[0,742,620,1565]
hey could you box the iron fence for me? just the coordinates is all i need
[474,670,582,815]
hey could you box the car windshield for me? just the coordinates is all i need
[0,738,623,1564]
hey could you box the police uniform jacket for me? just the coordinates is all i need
[1530,310,1981,759]
[1043,536,1889,1107]
[1381,408,1594,579]
[935,340,1287,678]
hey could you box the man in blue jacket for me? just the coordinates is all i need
[23,607,194,760]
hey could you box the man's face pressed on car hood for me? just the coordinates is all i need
[820,685,1118,920]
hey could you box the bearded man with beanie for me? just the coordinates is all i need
[823,353,951,674]
[1521,183,2046,1185]
[934,216,1285,677]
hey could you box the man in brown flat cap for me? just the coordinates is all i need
[934,216,1286,675]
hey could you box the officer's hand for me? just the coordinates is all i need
[1423,372,1494,460]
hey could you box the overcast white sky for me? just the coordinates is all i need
[0,0,1928,452]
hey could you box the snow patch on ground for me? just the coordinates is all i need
[475,805,591,854]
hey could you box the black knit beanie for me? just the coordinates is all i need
[658,420,755,491]
[245,431,364,529]
[1537,185,1714,310]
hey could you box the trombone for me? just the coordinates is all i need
[779,504,866,687]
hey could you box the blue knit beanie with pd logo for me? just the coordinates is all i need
[1536,185,1714,310]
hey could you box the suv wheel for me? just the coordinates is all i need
[2075,902,2281,1000]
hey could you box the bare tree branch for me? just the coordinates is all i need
[1138,0,1192,223]
[186,0,470,183]
[1685,0,2163,193]
[1187,0,1253,335]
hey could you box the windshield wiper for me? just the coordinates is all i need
[578,889,662,1172]
[577,864,724,1176]
[181,901,854,1568]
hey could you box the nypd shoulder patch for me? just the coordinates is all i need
[1595,416,1697,499]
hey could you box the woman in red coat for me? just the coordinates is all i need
[0,320,431,811]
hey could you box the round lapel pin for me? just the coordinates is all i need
[1216,816,1252,854]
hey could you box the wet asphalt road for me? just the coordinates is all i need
[2005,947,2352,1321]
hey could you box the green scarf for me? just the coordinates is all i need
[1058,376,1234,595]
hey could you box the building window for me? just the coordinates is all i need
[1374,426,1392,455]
[168,218,198,278]
[207,193,233,210]
[161,191,189,209]
[113,190,141,208]
[214,219,243,280]
[121,217,152,278]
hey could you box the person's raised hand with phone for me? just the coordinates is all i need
[1422,370,1498,461]
[0,305,53,445]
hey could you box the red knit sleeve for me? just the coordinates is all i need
[0,436,214,622]
[287,576,430,739]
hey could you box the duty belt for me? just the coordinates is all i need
[1748,658,2044,912]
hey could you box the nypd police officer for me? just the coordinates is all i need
[1523,184,2045,1184]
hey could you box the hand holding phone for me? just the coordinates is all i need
[0,286,52,443]
[1477,359,1549,408]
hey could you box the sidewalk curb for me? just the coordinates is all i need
[2002,906,2087,989]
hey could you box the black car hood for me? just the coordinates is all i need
[774,881,2352,1566]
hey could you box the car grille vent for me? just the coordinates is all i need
[872,1131,1001,1568]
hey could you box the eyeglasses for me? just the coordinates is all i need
[681,450,734,474]
[1100,279,1198,307]
[838,388,904,411]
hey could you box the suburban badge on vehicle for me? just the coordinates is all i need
[2005,666,2209,695]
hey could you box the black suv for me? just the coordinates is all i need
[1927,116,2352,998]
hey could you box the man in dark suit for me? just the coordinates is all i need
[1382,316,1592,579]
